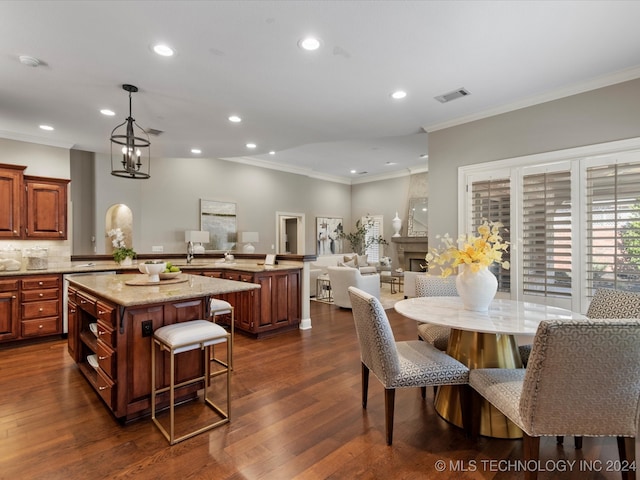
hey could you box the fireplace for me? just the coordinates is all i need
[391,237,428,272]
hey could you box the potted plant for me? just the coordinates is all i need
[108,228,137,265]
[338,215,388,255]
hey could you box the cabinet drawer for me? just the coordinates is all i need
[0,279,19,292]
[22,299,59,319]
[224,272,254,283]
[96,302,115,325]
[21,288,59,302]
[76,291,97,316]
[97,320,115,347]
[96,369,116,409]
[67,286,77,304]
[97,341,116,378]
[21,276,60,290]
[21,316,60,337]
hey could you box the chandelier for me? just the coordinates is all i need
[110,84,151,179]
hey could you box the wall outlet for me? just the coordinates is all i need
[152,245,163,253]
[141,320,153,337]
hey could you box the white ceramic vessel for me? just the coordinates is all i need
[138,261,166,282]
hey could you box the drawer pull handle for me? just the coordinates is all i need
[98,386,107,391]
[39,307,44,312]
[39,324,43,329]
[13,230,17,234]
[80,299,87,304]
[39,293,44,297]
[70,309,76,313]
[98,331,105,335]
[38,281,43,286]
[59,231,63,234]
[98,310,105,315]
[12,295,16,299]
[98,356,107,360]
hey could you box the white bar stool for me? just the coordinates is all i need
[151,320,230,445]
[209,298,234,369]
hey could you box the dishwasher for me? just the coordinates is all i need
[63,269,116,334]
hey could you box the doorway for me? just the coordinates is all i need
[275,212,305,254]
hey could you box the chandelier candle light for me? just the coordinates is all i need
[110,84,151,179]
[426,220,510,312]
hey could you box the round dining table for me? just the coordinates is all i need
[394,296,587,438]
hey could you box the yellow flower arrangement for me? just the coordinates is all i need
[425,220,510,277]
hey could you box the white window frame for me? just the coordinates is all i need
[459,137,640,313]
[363,215,384,263]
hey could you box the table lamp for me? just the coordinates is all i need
[240,232,259,253]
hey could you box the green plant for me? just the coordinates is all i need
[620,203,640,270]
[108,228,137,263]
[338,215,388,255]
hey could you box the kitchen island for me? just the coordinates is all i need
[66,273,259,422]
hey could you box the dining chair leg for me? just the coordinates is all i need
[384,388,395,446]
[523,433,541,480]
[420,386,426,398]
[361,362,369,409]
[616,436,636,480]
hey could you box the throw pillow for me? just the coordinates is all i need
[343,254,355,263]
[338,260,356,268]
[356,254,369,267]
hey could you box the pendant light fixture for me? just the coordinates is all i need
[110,84,151,179]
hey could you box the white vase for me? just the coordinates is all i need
[455,266,498,312]
[392,212,402,237]
[120,256,133,266]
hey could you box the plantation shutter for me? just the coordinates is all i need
[364,215,383,263]
[586,161,640,294]
[521,170,572,298]
[470,178,511,292]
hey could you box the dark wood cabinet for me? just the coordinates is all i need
[24,176,69,239]
[0,164,25,238]
[0,274,62,344]
[0,279,20,341]
[202,267,301,337]
[0,165,69,240]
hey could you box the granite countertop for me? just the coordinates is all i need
[0,259,300,277]
[66,273,259,307]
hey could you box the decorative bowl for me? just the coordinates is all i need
[159,271,182,280]
[138,261,166,282]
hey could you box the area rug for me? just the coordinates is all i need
[311,282,404,310]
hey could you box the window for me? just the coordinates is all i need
[586,161,640,295]
[460,138,640,312]
[364,215,384,263]
[470,178,511,292]
[522,170,572,298]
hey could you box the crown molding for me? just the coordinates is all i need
[0,130,76,149]
[424,65,640,133]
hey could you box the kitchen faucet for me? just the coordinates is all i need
[186,241,194,264]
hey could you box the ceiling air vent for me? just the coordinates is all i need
[434,88,471,104]
[358,171,368,175]
[145,128,164,136]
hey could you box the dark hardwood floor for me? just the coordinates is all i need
[0,300,635,479]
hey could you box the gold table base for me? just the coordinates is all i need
[434,329,524,439]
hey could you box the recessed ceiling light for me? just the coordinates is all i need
[246,143,257,149]
[350,169,357,174]
[19,55,41,67]
[153,44,174,57]
[191,148,202,154]
[385,162,397,166]
[228,115,242,123]
[419,153,429,159]
[39,125,54,131]
[100,109,115,116]
[298,37,321,51]
[269,151,275,155]
[391,90,407,100]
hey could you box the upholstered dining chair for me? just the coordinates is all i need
[415,275,458,350]
[468,318,640,480]
[348,286,470,445]
[556,287,640,449]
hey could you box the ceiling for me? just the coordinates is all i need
[2,1,640,183]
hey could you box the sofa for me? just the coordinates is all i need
[309,253,378,297]
[327,266,380,308]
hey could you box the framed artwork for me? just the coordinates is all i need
[200,199,237,251]
[316,217,344,255]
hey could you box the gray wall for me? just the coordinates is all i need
[427,77,640,245]
[70,150,95,255]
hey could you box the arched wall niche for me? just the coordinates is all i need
[105,204,133,253]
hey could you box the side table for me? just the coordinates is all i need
[316,274,333,302]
